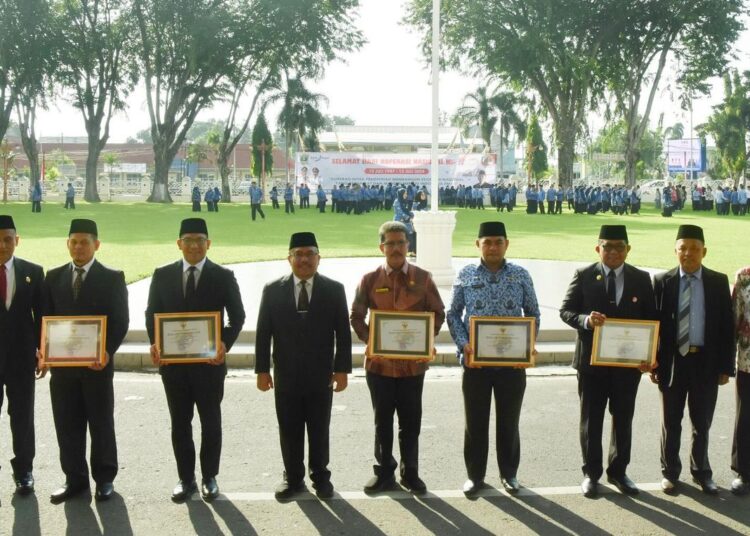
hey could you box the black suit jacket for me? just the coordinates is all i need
[560,262,657,374]
[145,258,246,373]
[653,265,734,389]
[0,257,44,376]
[255,272,352,393]
[44,259,129,377]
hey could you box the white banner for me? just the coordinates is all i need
[295,152,497,189]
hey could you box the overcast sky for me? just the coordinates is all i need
[36,0,750,143]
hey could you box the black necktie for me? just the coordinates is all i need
[607,270,617,306]
[298,280,309,312]
[185,266,197,304]
[73,267,85,301]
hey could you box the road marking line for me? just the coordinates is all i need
[196,483,666,502]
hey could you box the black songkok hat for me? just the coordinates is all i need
[478,221,507,238]
[179,218,208,237]
[676,224,704,243]
[69,219,98,236]
[0,215,15,230]
[598,225,628,242]
[289,232,318,249]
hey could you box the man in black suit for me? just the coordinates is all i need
[653,224,734,495]
[41,219,129,503]
[256,232,352,501]
[560,225,657,498]
[0,215,44,497]
[146,218,245,502]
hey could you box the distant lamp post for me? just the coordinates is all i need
[1,139,17,203]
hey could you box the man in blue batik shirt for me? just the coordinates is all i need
[447,221,540,497]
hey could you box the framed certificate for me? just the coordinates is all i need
[154,311,221,364]
[40,316,107,367]
[591,318,660,368]
[368,310,435,360]
[469,316,536,367]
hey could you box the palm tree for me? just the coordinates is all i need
[456,86,528,176]
[268,76,328,180]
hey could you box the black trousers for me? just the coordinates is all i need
[275,388,333,486]
[251,203,265,220]
[161,366,225,482]
[0,371,35,476]
[65,198,75,209]
[50,372,117,485]
[192,201,201,212]
[284,200,295,213]
[31,201,41,212]
[463,368,525,480]
[733,371,750,478]
[366,372,424,477]
[660,353,719,481]
[578,368,641,480]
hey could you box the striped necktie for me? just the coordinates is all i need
[677,275,692,356]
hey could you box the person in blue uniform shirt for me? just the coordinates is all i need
[249,181,265,221]
[212,187,221,212]
[204,187,214,212]
[652,224,734,495]
[560,225,657,498]
[447,221,540,496]
[284,184,295,214]
[191,186,201,212]
[316,185,327,213]
[64,183,76,209]
[270,186,279,209]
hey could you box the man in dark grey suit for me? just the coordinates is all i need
[146,218,245,502]
[560,225,657,498]
[42,219,129,503]
[0,215,44,497]
[256,232,352,500]
[653,224,734,495]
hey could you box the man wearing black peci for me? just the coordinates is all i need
[653,224,734,495]
[0,215,44,497]
[255,232,352,500]
[146,218,245,502]
[42,219,129,503]
[560,225,657,498]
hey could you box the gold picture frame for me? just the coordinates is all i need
[591,318,660,368]
[40,315,107,367]
[368,310,435,360]
[468,316,536,367]
[154,311,222,364]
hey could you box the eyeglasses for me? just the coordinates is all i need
[601,244,627,253]
[181,237,207,246]
[290,251,319,259]
[383,240,407,248]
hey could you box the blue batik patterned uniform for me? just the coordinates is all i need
[447,261,540,365]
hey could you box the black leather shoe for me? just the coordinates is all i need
[400,472,427,495]
[201,478,220,501]
[661,477,678,495]
[462,478,484,496]
[731,477,749,496]
[14,473,34,496]
[95,482,114,501]
[171,479,197,503]
[364,474,396,494]
[274,480,305,501]
[693,476,719,495]
[581,477,598,498]
[50,482,89,504]
[607,474,639,495]
[501,477,521,494]
[314,481,334,500]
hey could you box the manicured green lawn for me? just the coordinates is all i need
[2,200,748,283]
